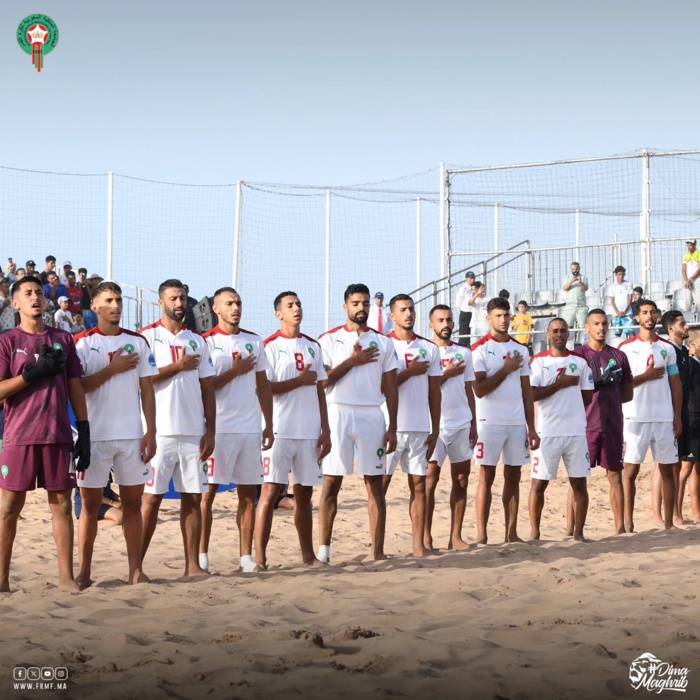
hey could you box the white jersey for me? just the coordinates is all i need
[319,325,398,407]
[139,322,215,436]
[388,332,442,433]
[55,309,74,333]
[75,328,159,441]
[204,326,270,434]
[438,342,475,431]
[620,335,677,423]
[264,331,327,439]
[471,333,531,425]
[530,351,593,437]
[609,281,633,313]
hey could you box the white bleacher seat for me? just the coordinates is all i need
[649,281,665,298]
[531,318,549,355]
[554,289,568,305]
[534,289,554,306]
[585,291,600,308]
[666,280,684,296]
[655,297,671,313]
[672,289,693,312]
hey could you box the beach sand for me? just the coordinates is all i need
[1,463,698,699]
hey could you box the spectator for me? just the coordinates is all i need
[498,289,510,300]
[77,268,92,312]
[511,299,534,352]
[14,268,26,280]
[609,265,634,337]
[72,313,86,334]
[25,259,37,277]
[367,291,393,334]
[682,239,700,295]
[562,261,589,343]
[65,271,83,316]
[455,271,476,346]
[44,272,69,305]
[0,277,16,331]
[471,281,488,341]
[40,255,57,285]
[5,260,18,283]
[74,473,123,526]
[54,296,77,333]
[58,260,73,285]
[42,298,55,327]
[631,286,644,318]
[83,273,103,329]
[183,283,198,329]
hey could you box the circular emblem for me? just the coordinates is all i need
[189,340,198,351]
[124,344,135,355]
[52,342,63,352]
[569,363,577,373]
[661,349,668,360]
[376,448,385,458]
[513,350,521,357]
[1,465,8,478]
[17,15,59,72]
[148,354,156,367]
[245,343,254,354]
[308,347,315,358]
[455,353,464,362]
[610,359,618,367]
[369,341,379,349]
[419,348,428,359]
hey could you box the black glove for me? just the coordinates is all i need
[594,367,623,391]
[73,420,91,473]
[21,344,67,383]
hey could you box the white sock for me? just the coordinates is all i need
[240,555,258,572]
[199,553,209,571]
[317,545,331,563]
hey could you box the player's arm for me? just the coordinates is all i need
[383,369,398,454]
[68,376,88,422]
[139,376,157,463]
[316,383,332,460]
[212,354,256,390]
[152,347,200,384]
[80,348,140,393]
[621,382,634,403]
[520,376,540,450]
[581,389,593,407]
[465,380,477,445]
[199,376,216,461]
[531,374,579,402]
[472,352,523,398]
[256,371,274,450]
[633,363,665,386]
[440,359,465,384]
[425,375,441,460]
[0,375,29,401]
[669,371,683,438]
[324,344,380,388]
[397,356,429,386]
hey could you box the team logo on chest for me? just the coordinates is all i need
[455,353,464,362]
[245,343,254,354]
[124,343,135,354]
[189,340,198,352]
[308,347,315,358]
[660,349,668,360]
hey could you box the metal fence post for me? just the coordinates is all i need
[107,172,114,280]
[416,196,422,333]
[232,180,243,287]
[325,190,331,330]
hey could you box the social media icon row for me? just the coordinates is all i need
[13,667,68,681]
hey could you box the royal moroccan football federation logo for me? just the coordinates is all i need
[53,342,63,352]
[245,343,254,354]
[455,353,464,362]
[308,347,315,358]
[189,340,198,352]
[124,344,135,355]
[17,14,59,73]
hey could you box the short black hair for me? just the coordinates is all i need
[586,307,607,319]
[429,304,451,319]
[389,293,413,310]
[633,286,643,294]
[46,255,56,263]
[636,299,657,312]
[67,270,76,278]
[158,278,185,297]
[78,267,87,275]
[213,286,238,300]
[486,296,510,314]
[661,309,684,332]
[344,283,370,302]
[571,261,580,266]
[548,317,568,329]
[498,289,510,298]
[614,265,626,274]
[11,275,43,298]
[92,281,122,298]
[517,299,529,307]
[274,290,298,310]
[473,281,483,289]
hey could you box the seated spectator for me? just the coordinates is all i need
[74,474,123,526]
[631,286,644,318]
[511,299,534,352]
[65,270,83,316]
[44,272,69,305]
[40,255,57,285]
[54,296,77,332]
[0,276,16,331]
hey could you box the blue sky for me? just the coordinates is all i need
[2,0,699,184]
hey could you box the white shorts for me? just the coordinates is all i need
[387,432,430,476]
[474,423,529,467]
[207,433,263,486]
[430,427,473,467]
[531,436,591,481]
[323,404,387,477]
[623,422,678,465]
[144,435,208,495]
[76,439,148,489]
[265,438,321,487]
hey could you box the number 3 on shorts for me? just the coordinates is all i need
[206,457,215,478]
[475,442,484,460]
[262,456,271,476]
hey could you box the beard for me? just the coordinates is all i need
[349,312,368,325]
[164,307,185,322]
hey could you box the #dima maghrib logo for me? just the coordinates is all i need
[17,14,59,73]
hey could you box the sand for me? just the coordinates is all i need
[1,464,698,700]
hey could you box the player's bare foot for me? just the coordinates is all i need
[303,557,328,568]
[184,566,209,577]
[372,553,389,561]
[0,579,11,593]
[573,534,590,543]
[529,533,541,542]
[74,574,93,590]
[673,518,685,528]
[475,536,488,546]
[412,546,431,557]
[564,530,574,537]
[652,517,664,528]
[128,571,151,584]
[423,539,434,551]
[663,524,679,532]
[59,578,82,593]
[447,538,470,551]
[505,534,525,543]
[615,526,626,535]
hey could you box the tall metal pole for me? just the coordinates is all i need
[416,196,422,333]
[439,163,446,303]
[575,208,581,259]
[107,172,114,279]
[641,149,651,291]
[493,203,500,293]
[232,180,243,287]
[325,190,332,330]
